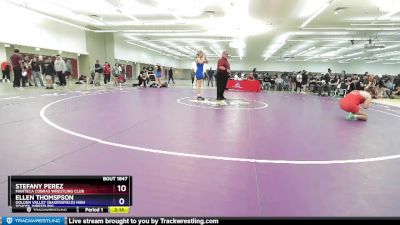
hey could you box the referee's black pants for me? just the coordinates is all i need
[216,70,228,100]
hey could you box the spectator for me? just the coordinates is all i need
[23,55,33,87]
[168,67,175,85]
[252,68,258,80]
[103,62,111,84]
[275,74,284,91]
[295,72,302,93]
[94,60,103,86]
[247,72,255,80]
[301,71,308,93]
[318,73,331,96]
[378,75,392,98]
[359,75,369,90]
[54,55,66,86]
[308,74,319,93]
[76,74,87,84]
[65,59,72,80]
[191,62,196,86]
[330,75,339,92]
[43,57,55,89]
[1,60,12,83]
[154,64,163,88]
[385,77,394,90]
[207,67,214,87]
[138,69,148,88]
[48,57,56,83]
[290,72,297,92]
[263,74,272,90]
[394,74,400,88]
[346,75,357,93]
[113,63,121,85]
[10,49,25,88]
[391,86,400,99]
[31,56,44,87]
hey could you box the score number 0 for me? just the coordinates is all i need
[117,185,127,205]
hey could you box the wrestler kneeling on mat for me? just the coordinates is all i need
[339,87,376,121]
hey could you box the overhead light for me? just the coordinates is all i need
[378,10,400,21]
[301,26,400,31]
[124,30,202,33]
[58,51,63,54]
[157,0,203,17]
[78,14,106,26]
[366,60,380,63]
[375,51,400,57]
[304,56,318,61]
[364,43,386,49]
[263,41,286,61]
[295,46,316,56]
[300,0,333,29]
[4,44,10,48]
[125,32,211,37]
[127,40,186,58]
[320,51,338,57]
[299,0,330,17]
[346,27,400,31]
[35,48,40,51]
[344,51,365,58]
[350,23,400,26]
[229,39,246,49]
[115,8,139,23]
[334,7,348,15]
[77,53,81,56]
[263,34,291,60]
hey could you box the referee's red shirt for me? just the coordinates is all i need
[217,57,230,72]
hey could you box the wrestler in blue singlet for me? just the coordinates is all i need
[196,63,204,80]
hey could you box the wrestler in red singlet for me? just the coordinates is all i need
[339,90,373,121]
[339,90,365,113]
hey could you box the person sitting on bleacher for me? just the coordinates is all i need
[138,69,148,88]
[391,86,400,99]
[308,74,318,93]
[234,73,241,80]
[394,74,400,89]
[75,75,87,84]
[113,64,121,85]
[275,74,284,91]
[247,72,255,81]
[330,75,339,91]
[263,74,271,90]
[318,73,331,96]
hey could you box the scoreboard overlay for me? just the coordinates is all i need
[8,176,132,213]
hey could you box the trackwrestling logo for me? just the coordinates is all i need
[234,81,243,89]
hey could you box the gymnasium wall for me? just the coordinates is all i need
[0,45,6,63]
[0,1,87,55]
[113,34,180,69]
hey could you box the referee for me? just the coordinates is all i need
[216,50,231,102]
